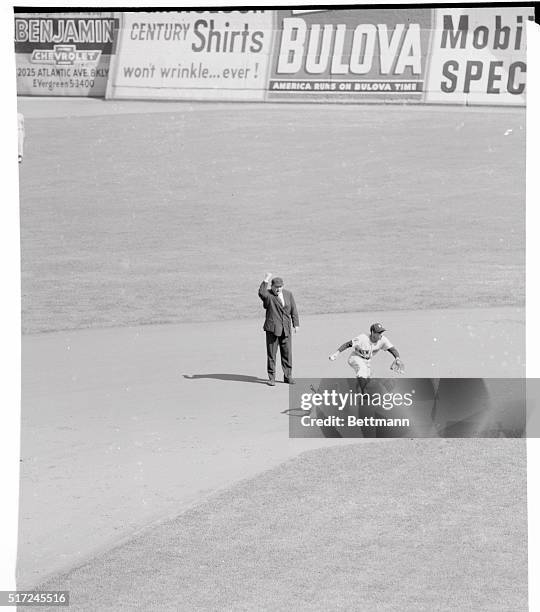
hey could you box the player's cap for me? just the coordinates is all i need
[271,277,284,287]
[370,323,386,334]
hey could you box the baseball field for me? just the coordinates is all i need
[17,98,526,610]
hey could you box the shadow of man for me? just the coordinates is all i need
[183,374,268,385]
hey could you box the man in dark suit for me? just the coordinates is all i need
[258,273,299,386]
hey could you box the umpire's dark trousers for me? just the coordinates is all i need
[266,331,292,380]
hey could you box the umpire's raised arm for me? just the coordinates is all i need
[258,272,272,303]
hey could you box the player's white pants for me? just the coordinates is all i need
[347,354,371,379]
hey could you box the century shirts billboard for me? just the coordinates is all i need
[106,11,274,100]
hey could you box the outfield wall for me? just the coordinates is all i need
[15,7,534,105]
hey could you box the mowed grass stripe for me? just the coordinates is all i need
[39,440,527,611]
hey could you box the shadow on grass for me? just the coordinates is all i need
[183,373,268,385]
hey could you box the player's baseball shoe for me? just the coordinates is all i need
[267,377,276,386]
[284,377,295,385]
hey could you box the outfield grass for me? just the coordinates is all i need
[19,105,525,333]
[39,440,527,611]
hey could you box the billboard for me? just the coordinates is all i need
[106,11,274,101]
[267,8,434,102]
[39,7,530,105]
[425,7,534,105]
[15,14,118,96]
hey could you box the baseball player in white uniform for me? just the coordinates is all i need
[328,323,404,391]
[18,112,25,163]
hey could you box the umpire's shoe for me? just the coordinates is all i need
[267,377,276,386]
[284,377,295,385]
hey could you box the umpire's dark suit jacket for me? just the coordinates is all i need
[258,282,299,337]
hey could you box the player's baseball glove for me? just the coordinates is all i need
[390,358,405,374]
